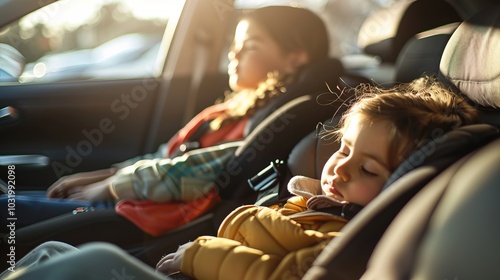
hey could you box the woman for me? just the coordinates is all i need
[45,5,330,203]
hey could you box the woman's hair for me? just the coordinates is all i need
[330,76,479,171]
[212,6,329,130]
[242,6,329,65]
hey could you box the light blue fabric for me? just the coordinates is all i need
[1,242,170,280]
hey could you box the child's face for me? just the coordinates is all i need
[227,20,300,91]
[321,115,393,206]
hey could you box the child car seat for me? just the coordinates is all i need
[301,124,498,280]
[360,5,500,279]
[303,5,500,280]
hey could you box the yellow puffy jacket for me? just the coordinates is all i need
[180,195,348,280]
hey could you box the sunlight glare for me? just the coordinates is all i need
[18,0,181,35]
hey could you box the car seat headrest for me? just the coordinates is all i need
[359,0,461,63]
[287,124,341,180]
[439,6,500,108]
[394,22,459,83]
[296,57,344,86]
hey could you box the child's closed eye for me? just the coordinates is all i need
[360,166,377,176]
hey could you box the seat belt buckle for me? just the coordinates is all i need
[247,159,284,192]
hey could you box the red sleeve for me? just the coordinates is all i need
[165,103,229,157]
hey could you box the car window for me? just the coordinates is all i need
[0,0,185,83]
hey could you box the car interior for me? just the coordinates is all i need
[302,2,500,279]
[0,0,499,278]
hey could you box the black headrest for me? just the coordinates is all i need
[295,57,344,86]
[359,0,461,62]
[287,123,340,181]
[395,23,459,83]
[439,5,500,108]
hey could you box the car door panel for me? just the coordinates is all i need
[0,78,159,188]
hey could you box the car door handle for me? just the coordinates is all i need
[0,155,49,166]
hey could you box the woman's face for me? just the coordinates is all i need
[227,19,303,91]
[320,115,395,206]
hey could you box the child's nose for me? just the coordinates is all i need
[334,159,351,182]
[228,49,236,60]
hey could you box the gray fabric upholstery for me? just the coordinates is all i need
[411,139,500,279]
[439,6,500,108]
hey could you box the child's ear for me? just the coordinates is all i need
[284,50,310,75]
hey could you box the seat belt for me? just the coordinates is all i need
[182,28,212,125]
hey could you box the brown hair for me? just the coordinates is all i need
[242,6,329,64]
[330,76,479,171]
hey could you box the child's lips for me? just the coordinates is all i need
[325,182,344,200]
